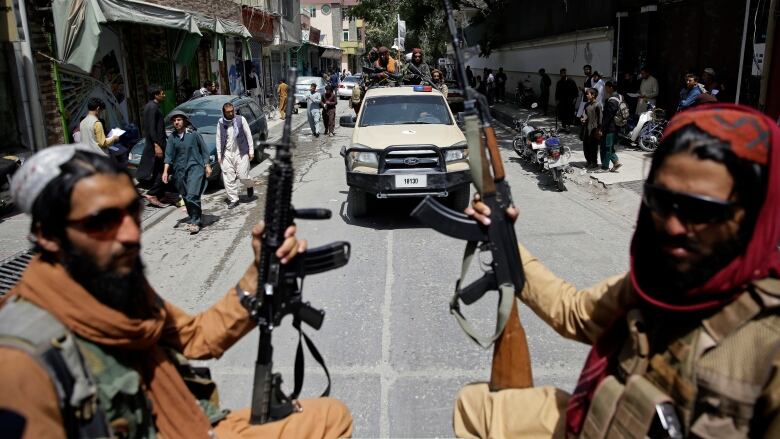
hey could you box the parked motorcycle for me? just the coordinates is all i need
[512,104,571,191]
[541,136,571,192]
[621,104,667,152]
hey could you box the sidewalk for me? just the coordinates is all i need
[489,102,651,188]
[0,110,308,268]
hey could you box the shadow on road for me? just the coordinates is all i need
[507,156,564,193]
[337,190,435,231]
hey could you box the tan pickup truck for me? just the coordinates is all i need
[339,86,471,217]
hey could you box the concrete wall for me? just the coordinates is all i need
[463,28,613,108]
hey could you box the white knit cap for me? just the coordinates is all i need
[11,144,98,214]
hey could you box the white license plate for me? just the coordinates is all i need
[548,157,568,168]
[395,174,427,188]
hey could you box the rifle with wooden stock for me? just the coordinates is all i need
[410,0,533,391]
[240,67,351,424]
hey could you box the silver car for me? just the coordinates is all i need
[294,76,327,107]
[337,75,361,99]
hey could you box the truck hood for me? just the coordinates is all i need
[352,124,465,149]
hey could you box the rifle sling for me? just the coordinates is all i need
[450,240,514,349]
[291,319,331,400]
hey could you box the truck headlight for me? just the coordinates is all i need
[444,148,468,162]
[347,145,378,171]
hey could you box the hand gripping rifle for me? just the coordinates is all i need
[410,0,533,391]
[240,67,351,424]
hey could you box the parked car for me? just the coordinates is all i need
[294,76,327,107]
[337,75,361,99]
[127,95,268,181]
[339,85,471,217]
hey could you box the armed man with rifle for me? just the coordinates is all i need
[413,1,780,438]
[402,48,432,86]
[0,68,353,439]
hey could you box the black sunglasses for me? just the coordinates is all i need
[67,198,144,238]
[643,184,738,225]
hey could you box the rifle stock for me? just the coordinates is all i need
[410,0,534,393]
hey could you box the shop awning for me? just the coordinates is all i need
[53,0,201,73]
[196,16,252,39]
[320,45,343,60]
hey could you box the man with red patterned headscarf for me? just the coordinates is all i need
[454,104,780,438]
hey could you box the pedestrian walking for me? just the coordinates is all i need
[216,103,254,210]
[246,66,261,104]
[600,81,623,172]
[4,145,353,438]
[555,68,578,132]
[495,67,507,102]
[79,97,119,155]
[485,69,495,104]
[137,85,168,208]
[322,85,337,136]
[162,110,211,234]
[679,73,703,111]
[466,65,475,88]
[538,68,551,115]
[277,79,289,119]
[476,75,485,95]
[580,88,602,169]
[330,71,340,90]
[305,83,323,137]
[636,67,659,114]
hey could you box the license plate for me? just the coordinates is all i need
[548,157,567,168]
[395,174,427,188]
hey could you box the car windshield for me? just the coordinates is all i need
[180,109,222,134]
[359,95,453,127]
[342,76,359,83]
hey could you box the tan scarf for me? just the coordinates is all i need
[10,256,212,439]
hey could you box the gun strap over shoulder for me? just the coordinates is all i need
[449,241,514,349]
[0,297,110,438]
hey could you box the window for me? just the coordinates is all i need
[309,6,316,17]
[321,4,331,15]
[343,30,350,41]
[282,0,294,21]
[359,95,453,127]
[248,102,263,121]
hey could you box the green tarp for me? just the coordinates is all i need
[52,0,251,73]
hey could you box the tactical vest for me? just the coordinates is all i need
[0,297,228,438]
[581,279,780,439]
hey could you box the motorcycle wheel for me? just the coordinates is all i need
[552,168,566,192]
[512,138,524,157]
[638,125,661,152]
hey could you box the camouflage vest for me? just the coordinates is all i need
[0,297,228,438]
[582,279,780,439]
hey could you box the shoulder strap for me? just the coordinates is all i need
[0,298,110,438]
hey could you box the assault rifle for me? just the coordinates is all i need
[240,67,351,424]
[410,0,533,391]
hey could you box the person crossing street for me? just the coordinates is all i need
[216,103,255,210]
[162,111,211,234]
[306,83,323,137]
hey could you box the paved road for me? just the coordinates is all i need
[141,101,641,437]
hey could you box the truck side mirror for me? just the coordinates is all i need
[339,115,356,128]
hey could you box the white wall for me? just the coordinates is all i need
[463,27,614,107]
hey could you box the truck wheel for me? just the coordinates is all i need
[448,186,471,212]
[348,187,369,217]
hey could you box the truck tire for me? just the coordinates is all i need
[348,187,369,217]
[448,186,471,212]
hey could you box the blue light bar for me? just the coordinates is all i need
[413,85,432,92]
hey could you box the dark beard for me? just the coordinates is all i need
[636,215,746,295]
[60,244,149,318]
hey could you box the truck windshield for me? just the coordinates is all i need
[359,95,453,127]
